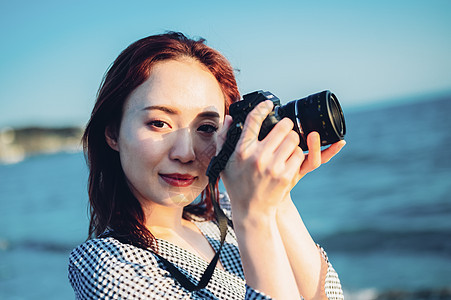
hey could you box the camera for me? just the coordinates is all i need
[206,90,346,182]
[232,90,346,150]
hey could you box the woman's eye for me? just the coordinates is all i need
[147,120,170,129]
[198,124,218,134]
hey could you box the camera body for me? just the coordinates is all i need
[228,90,282,142]
[206,90,346,182]
[230,90,346,150]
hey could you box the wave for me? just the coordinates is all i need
[3,228,451,256]
[318,228,451,256]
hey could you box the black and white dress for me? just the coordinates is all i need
[68,199,343,299]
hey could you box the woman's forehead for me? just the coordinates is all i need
[125,59,226,117]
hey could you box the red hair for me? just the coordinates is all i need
[83,32,239,249]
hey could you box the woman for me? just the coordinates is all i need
[68,32,345,299]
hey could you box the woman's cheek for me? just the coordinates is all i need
[196,135,218,169]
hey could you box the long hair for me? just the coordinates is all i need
[83,32,240,249]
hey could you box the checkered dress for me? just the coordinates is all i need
[68,198,343,299]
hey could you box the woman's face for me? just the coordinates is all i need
[108,58,225,208]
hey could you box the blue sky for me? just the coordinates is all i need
[1,0,450,128]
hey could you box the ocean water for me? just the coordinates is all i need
[1,94,450,299]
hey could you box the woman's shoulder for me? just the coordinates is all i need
[68,237,183,298]
[68,236,159,271]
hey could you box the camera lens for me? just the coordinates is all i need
[280,90,346,151]
[328,93,345,137]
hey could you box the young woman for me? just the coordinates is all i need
[68,32,345,300]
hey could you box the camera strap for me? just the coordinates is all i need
[206,120,244,183]
[101,182,229,292]
[154,185,229,291]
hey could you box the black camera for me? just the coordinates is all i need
[206,90,346,182]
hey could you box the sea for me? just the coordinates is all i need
[1,93,450,299]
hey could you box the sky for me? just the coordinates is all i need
[0,0,450,128]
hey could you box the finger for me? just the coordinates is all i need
[266,134,300,177]
[237,100,273,152]
[320,140,346,164]
[271,130,300,166]
[298,138,346,179]
[283,146,305,182]
[216,115,233,153]
[301,132,322,173]
[261,118,297,153]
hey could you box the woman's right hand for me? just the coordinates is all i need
[218,101,304,299]
[220,100,306,219]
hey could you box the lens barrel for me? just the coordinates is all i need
[279,90,346,150]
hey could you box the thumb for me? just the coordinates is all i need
[216,115,233,155]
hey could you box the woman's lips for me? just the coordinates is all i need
[159,173,196,187]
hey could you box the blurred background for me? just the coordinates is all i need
[1,1,450,299]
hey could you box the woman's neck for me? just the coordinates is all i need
[141,202,186,232]
[139,199,224,270]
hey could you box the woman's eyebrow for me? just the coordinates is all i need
[197,111,220,119]
[142,106,220,119]
[141,105,180,115]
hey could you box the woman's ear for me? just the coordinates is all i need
[105,126,119,152]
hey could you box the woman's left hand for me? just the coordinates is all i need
[292,131,346,189]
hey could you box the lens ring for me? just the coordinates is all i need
[326,92,346,137]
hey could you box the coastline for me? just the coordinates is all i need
[0,126,83,164]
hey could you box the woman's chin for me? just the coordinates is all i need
[168,193,193,206]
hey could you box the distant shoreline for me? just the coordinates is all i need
[0,126,83,164]
[3,91,450,165]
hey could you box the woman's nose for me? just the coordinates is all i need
[169,128,195,163]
